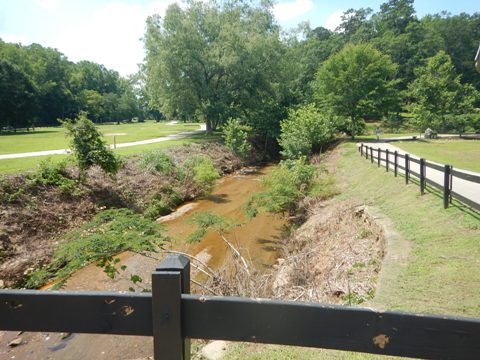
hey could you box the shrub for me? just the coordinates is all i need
[60,112,120,179]
[247,158,316,215]
[181,155,219,195]
[0,177,26,203]
[222,118,252,159]
[141,151,175,174]
[34,158,77,194]
[279,104,335,159]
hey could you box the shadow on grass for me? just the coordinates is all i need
[0,129,60,136]
[396,170,480,222]
[359,151,480,222]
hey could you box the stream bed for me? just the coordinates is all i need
[0,164,288,360]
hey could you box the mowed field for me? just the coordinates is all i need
[0,121,201,155]
[395,139,480,172]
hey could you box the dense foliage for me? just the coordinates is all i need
[60,112,120,178]
[408,51,478,132]
[247,158,316,215]
[315,44,399,138]
[279,104,335,159]
[0,41,142,130]
[222,119,252,159]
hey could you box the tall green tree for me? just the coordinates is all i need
[315,44,399,138]
[408,51,478,132]
[144,0,283,132]
[0,59,38,130]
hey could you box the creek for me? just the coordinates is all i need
[160,164,286,271]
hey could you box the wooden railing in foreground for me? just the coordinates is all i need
[359,143,480,211]
[1,254,480,359]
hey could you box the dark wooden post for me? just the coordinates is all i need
[420,158,426,195]
[386,149,389,172]
[394,151,398,177]
[152,254,191,360]
[444,165,451,209]
[377,148,381,167]
[359,144,362,154]
[405,154,410,184]
[449,168,453,204]
[370,147,373,163]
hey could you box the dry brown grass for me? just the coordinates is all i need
[272,200,385,305]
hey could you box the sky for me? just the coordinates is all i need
[0,0,478,77]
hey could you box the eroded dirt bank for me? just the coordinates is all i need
[0,142,243,288]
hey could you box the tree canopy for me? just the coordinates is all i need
[0,40,142,130]
[315,44,399,138]
[144,0,285,133]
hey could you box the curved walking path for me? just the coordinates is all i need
[0,124,207,160]
[360,141,480,208]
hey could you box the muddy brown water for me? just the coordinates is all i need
[0,165,287,360]
[163,165,286,271]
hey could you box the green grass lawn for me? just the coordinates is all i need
[0,132,220,174]
[394,139,480,172]
[0,120,201,155]
[224,141,480,359]
[337,142,480,317]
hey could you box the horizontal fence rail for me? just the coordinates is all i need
[2,254,480,359]
[359,144,480,211]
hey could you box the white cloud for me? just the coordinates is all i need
[35,0,63,10]
[0,33,29,44]
[273,0,314,22]
[324,9,344,32]
[53,0,178,76]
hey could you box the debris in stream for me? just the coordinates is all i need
[8,337,23,347]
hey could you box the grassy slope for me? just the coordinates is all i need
[224,142,480,359]
[0,121,201,155]
[0,132,219,174]
[337,142,480,316]
[394,139,480,172]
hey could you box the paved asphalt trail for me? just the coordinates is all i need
[360,141,480,207]
[0,124,207,160]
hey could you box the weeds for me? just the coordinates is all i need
[180,155,220,194]
[246,158,316,216]
[141,151,175,174]
[33,158,78,195]
[21,208,169,288]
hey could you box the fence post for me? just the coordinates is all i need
[419,158,426,195]
[152,254,191,360]
[405,154,410,184]
[386,149,389,172]
[449,168,453,204]
[444,165,451,209]
[394,151,398,177]
[370,147,374,164]
[377,148,381,167]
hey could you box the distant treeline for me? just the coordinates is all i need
[0,40,157,130]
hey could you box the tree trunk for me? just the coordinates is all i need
[205,120,212,133]
[351,115,356,139]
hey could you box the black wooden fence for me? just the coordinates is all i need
[359,144,480,211]
[1,254,480,359]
